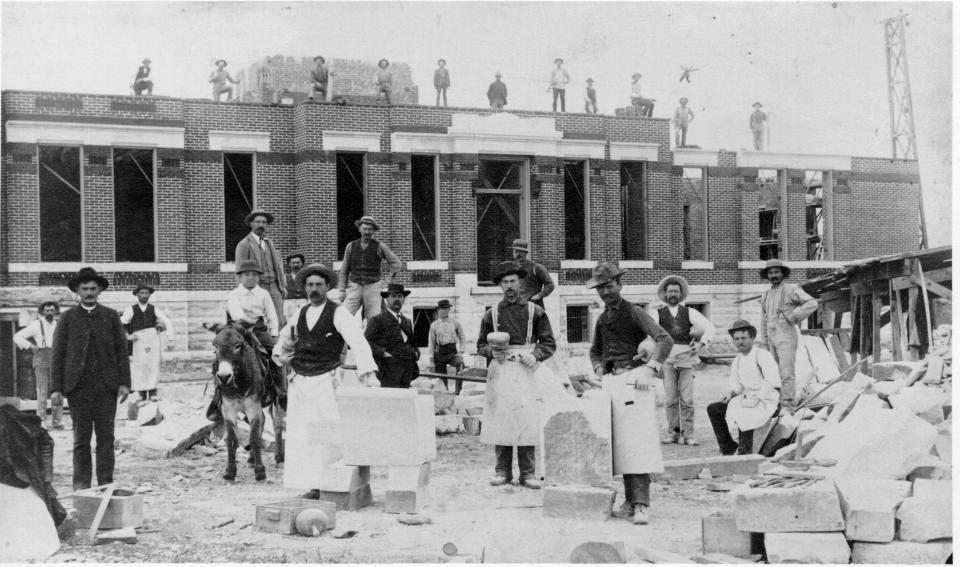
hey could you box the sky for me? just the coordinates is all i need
[1,1,953,246]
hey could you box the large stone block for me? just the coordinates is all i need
[316,483,373,511]
[872,360,925,382]
[889,385,949,424]
[733,480,844,532]
[905,455,952,481]
[660,455,766,481]
[542,392,613,486]
[764,532,851,564]
[851,541,953,564]
[701,510,755,558]
[912,478,952,500]
[384,462,430,514]
[542,485,616,522]
[805,404,937,479]
[317,464,370,492]
[835,477,910,543]
[896,497,953,542]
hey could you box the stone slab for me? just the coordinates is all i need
[921,355,944,384]
[851,541,953,564]
[632,545,693,563]
[95,527,137,545]
[691,552,757,564]
[542,485,616,522]
[896,496,953,542]
[542,392,613,486]
[905,455,952,481]
[733,480,844,532]
[889,385,948,425]
[133,413,217,458]
[136,402,164,426]
[384,462,430,514]
[912,478,952,500]
[317,464,370,492]
[764,532,850,564]
[872,360,925,382]
[317,483,373,512]
[659,455,766,481]
[73,488,144,529]
[701,510,755,558]
[869,379,906,397]
[835,477,910,543]
[0,483,60,561]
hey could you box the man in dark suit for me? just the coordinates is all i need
[364,283,420,388]
[50,267,131,490]
[235,209,287,326]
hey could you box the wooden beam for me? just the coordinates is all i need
[889,282,905,360]
[826,334,850,371]
[907,287,921,360]
[872,292,883,365]
[909,275,952,301]
[800,328,852,336]
[890,267,951,291]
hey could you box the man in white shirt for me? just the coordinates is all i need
[272,263,379,497]
[14,301,63,428]
[548,57,570,112]
[427,299,465,379]
[630,73,654,117]
[654,275,716,445]
[707,320,781,455]
[227,260,280,349]
[120,284,173,402]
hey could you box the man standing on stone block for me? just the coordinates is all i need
[653,275,715,446]
[759,259,817,413]
[707,320,781,455]
[510,238,554,309]
[14,301,63,429]
[120,283,173,402]
[272,263,379,498]
[580,261,673,525]
[476,261,556,490]
[365,283,420,389]
[337,216,402,321]
[235,209,287,327]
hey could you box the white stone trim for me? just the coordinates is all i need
[738,260,847,269]
[208,130,270,152]
[681,261,714,270]
[470,286,504,295]
[558,139,606,160]
[609,142,659,162]
[390,132,454,154]
[5,120,184,149]
[618,260,654,269]
[322,131,381,153]
[560,260,597,269]
[406,260,449,271]
[738,151,851,171]
[332,261,343,271]
[8,262,187,272]
[673,148,718,167]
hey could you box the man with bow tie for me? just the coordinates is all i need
[235,209,287,326]
[364,283,420,389]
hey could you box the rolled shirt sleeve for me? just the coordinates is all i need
[535,263,555,299]
[788,286,819,324]
[629,306,674,363]
[378,241,402,283]
[13,321,41,349]
[337,241,353,293]
[334,305,378,376]
[688,307,716,344]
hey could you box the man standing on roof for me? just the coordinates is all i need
[548,58,570,112]
[337,216,402,320]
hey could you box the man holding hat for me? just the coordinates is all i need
[236,209,287,326]
[476,260,556,489]
[707,320,781,455]
[653,275,715,445]
[673,97,694,148]
[364,283,420,389]
[583,261,673,525]
[209,59,240,102]
[228,260,281,349]
[759,259,818,412]
[14,301,63,429]
[133,58,153,96]
[120,283,173,402]
[548,58,570,112]
[510,238,554,309]
[337,215,401,320]
[373,58,393,105]
[50,268,131,490]
[427,299,465,377]
[750,102,767,151]
[283,253,309,322]
[272,263,379,496]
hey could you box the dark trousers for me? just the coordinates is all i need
[624,473,651,507]
[68,388,118,490]
[552,88,566,112]
[707,401,754,455]
[433,343,460,375]
[495,445,535,481]
[378,357,417,388]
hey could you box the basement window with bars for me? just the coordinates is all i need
[411,155,439,261]
[39,146,82,261]
[681,168,708,261]
[620,162,647,260]
[563,160,588,260]
[566,305,590,343]
[114,148,155,262]
[758,169,780,260]
[223,153,254,262]
[337,153,366,253]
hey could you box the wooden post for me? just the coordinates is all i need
[889,281,905,361]
[871,292,883,365]
[907,287,920,360]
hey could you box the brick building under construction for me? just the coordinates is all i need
[0,88,921,364]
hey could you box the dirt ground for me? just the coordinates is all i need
[46,361,738,563]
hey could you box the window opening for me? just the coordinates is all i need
[411,155,438,261]
[681,167,707,261]
[805,170,824,261]
[38,146,81,261]
[619,162,646,260]
[224,153,254,262]
[758,169,780,260]
[566,305,590,343]
[113,148,154,262]
[563,160,587,259]
[337,153,366,253]
[476,159,526,284]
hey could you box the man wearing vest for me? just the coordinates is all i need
[510,239,555,309]
[476,261,556,490]
[364,283,421,389]
[759,259,818,413]
[580,262,673,525]
[653,275,716,446]
[14,301,63,429]
[235,209,287,326]
[337,216,402,320]
[273,263,379,497]
[121,284,173,402]
[283,253,309,323]
[427,299,465,377]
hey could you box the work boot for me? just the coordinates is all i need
[488,474,510,487]
[612,501,635,519]
[633,505,649,525]
[301,489,320,500]
[661,434,680,444]
[519,477,541,489]
[682,437,699,446]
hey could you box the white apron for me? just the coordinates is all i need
[602,367,664,474]
[283,370,342,489]
[480,302,543,447]
[130,328,161,391]
[725,387,779,439]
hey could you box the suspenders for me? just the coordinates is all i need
[490,302,535,345]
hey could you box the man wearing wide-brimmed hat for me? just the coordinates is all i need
[337,215,401,320]
[428,298,465,377]
[133,57,153,96]
[653,275,715,445]
[510,238,554,309]
[373,58,393,105]
[584,261,673,525]
[750,101,767,151]
[630,73,654,117]
[283,253,309,322]
[227,260,281,348]
[236,209,287,326]
[50,267,131,490]
[309,56,332,101]
[120,283,173,402]
[364,283,420,389]
[14,301,63,429]
[672,97,694,148]
[548,57,570,112]
[476,261,556,490]
[707,320,781,455]
[759,259,817,412]
[273,263,379,496]
[209,59,240,102]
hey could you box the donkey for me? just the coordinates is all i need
[207,322,284,482]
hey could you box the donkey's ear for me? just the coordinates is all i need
[203,322,222,334]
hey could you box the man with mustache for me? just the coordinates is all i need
[14,301,63,429]
[364,283,420,389]
[235,209,287,326]
[759,259,818,413]
[337,216,401,321]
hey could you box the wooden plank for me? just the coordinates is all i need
[871,292,883,365]
[889,282,904,361]
[826,334,850,371]
[908,275,953,301]
[890,267,952,291]
[88,483,116,544]
[907,287,921,360]
[800,328,851,337]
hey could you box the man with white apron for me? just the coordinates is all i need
[577,262,673,525]
[272,263,379,497]
[121,284,172,402]
[14,301,63,429]
[476,261,556,490]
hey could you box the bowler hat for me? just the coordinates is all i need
[759,259,791,280]
[68,267,109,293]
[235,260,263,274]
[728,319,758,338]
[378,59,390,67]
[285,253,305,265]
[380,282,412,298]
[296,263,337,290]
[554,58,564,65]
[656,275,689,303]
[509,238,530,253]
[491,261,527,285]
[586,261,626,289]
[437,299,452,309]
[244,209,274,226]
[216,59,228,67]
[132,283,155,296]
[354,216,380,230]
[314,55,325,63]
[753,102,763,108]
